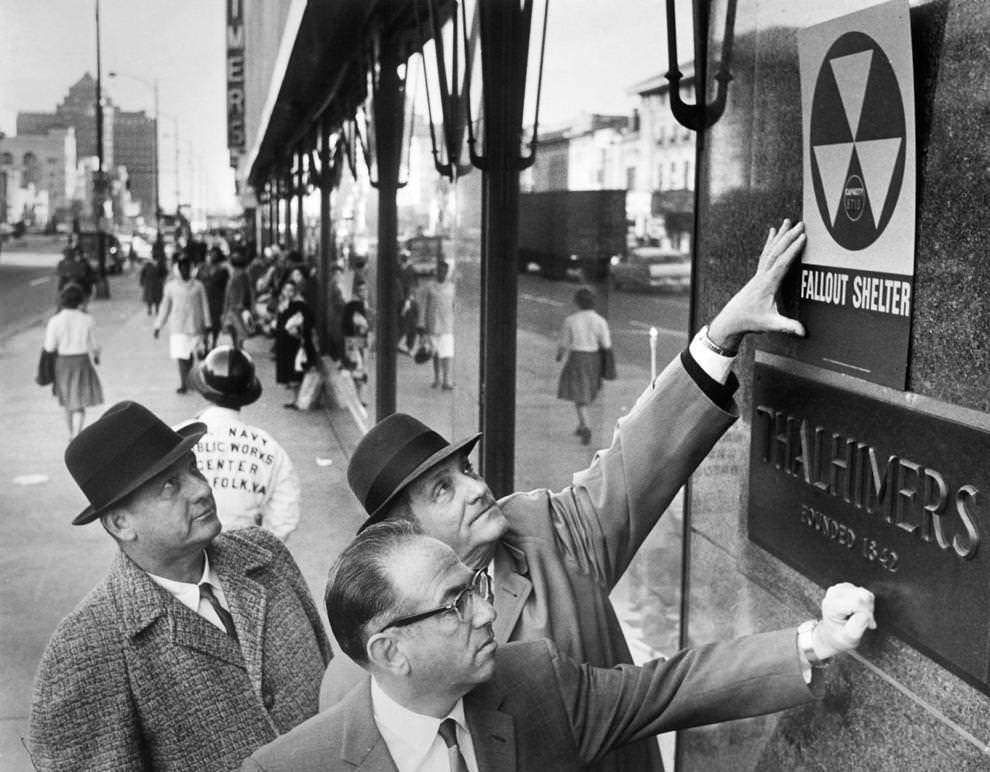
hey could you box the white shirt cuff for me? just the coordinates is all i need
[689,328,735,385]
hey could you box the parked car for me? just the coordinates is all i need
[609,246,691,292]
[76,231,125,274]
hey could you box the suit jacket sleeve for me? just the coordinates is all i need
[550,628,818,764]
[544,353,738,588]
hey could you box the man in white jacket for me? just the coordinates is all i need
[187,345,301,540]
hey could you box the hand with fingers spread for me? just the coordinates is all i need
[707,218,808,352]
[810,582,877,661]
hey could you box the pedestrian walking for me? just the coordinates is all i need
[556,286,612,445]
[274,279,317,400]
[197,247,230,350]
[139,252,168,316]
[222,248,255,347]
[396,249,418,353]
[42,282,104,440]
[154,256,210,394]
[187,346,301,540]
[55,244,95,306]
[419,258,456,390]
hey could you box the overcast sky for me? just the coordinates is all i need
[0,0,681,212]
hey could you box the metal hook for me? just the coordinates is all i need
[665,0,737,132]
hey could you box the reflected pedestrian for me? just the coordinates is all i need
[396,249,418,354]
[556,286,612,445]
[342,278,374,406]
[420,258,455,390]
[43,282,103,440]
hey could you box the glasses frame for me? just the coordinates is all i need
[379,569,493,633]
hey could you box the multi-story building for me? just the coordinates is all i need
[15,73,156,225]
[113,108,156,223]
[624,72,696,251]
[0,127,79,227]
[526,113,628,193]
[522,77,697,253]
[18,73,114,167]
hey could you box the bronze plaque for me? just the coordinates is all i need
[749,363,990,695]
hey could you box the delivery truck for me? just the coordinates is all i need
[517,189,627,280]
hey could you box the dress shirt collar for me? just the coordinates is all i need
[371,677,475,772]
[146,552,223,613]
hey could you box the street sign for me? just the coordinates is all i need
[796,0,916,388]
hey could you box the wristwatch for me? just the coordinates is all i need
[797,620,832,668]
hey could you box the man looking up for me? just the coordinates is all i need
[27,401,332,771]
[320,219,808,772]
[246,522,876,771]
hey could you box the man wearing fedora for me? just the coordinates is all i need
[188,345,301,540]
[27,401,332,772]
[319,220,808,772]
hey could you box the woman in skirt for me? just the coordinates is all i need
[556,286,612,445]
[43,282,104,440]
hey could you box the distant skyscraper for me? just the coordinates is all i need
[17,73,156,222]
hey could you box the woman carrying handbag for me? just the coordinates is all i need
[556,286,614,446]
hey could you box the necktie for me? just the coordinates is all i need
[199,582,239,641]
[437,718,469,772]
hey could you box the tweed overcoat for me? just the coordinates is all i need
[251,631,817,771]
[27,527,332,772]
[320,350,739,771]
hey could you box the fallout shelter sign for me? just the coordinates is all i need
[797,0,916,389]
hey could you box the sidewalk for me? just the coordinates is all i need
[0,251,366,771]
[0,245,686,770]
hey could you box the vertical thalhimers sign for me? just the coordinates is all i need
[797,0,916,389]
[226,0,246,168]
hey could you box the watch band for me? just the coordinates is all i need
[700,325,739,357]
[797,620,832,668]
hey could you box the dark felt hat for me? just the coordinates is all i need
[188,346,262,407]
[348,413,481,531]
[66,401,206,525]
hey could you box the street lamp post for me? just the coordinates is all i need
[107,71,160,235]
[93,0,108,293]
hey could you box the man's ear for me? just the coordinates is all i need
[101,507,136,542]
[367,632,411,676]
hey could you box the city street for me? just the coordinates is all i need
[0,235,686,770]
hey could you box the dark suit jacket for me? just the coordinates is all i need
[28,527,333,772]
[321,353,738,770]
[250,630,816,771]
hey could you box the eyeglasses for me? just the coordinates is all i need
[380,570,493,632]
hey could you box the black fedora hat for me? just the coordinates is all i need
[348,413,481,531]
[188,346,262,407]
[66,401,207,525]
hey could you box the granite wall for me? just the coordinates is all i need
[680,0,990,769]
